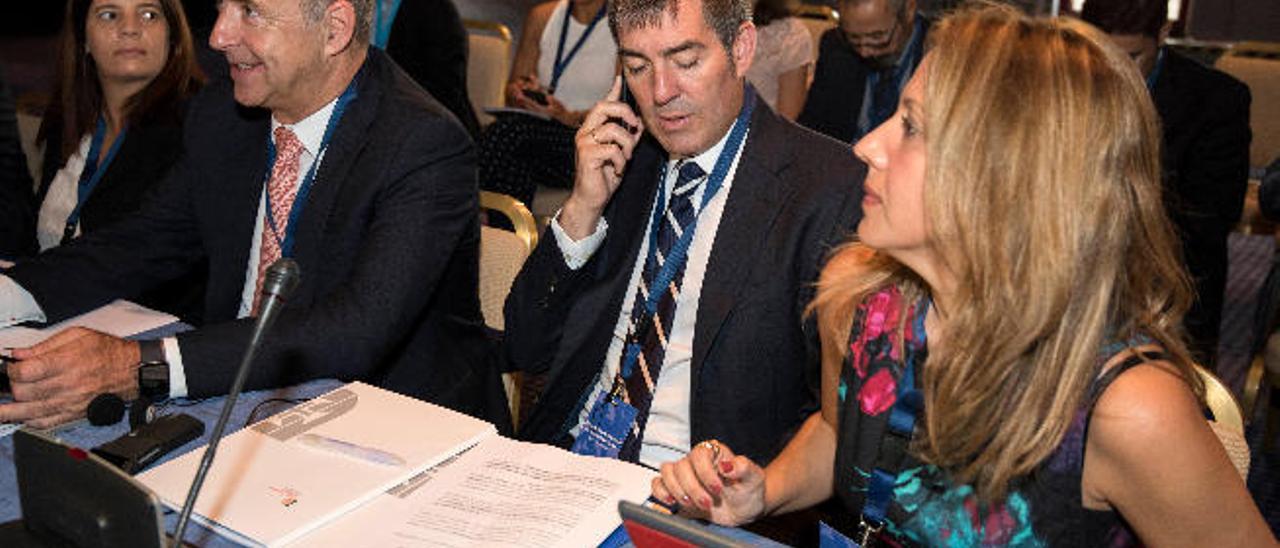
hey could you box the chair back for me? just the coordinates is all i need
[1194,364,1251,479]
[479,191,537,427]
[1215,47,1280,170]
[464,19,513,127]
[478,191,537,331]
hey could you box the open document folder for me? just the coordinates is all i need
[138,381,657,547]
[138,382,497,547]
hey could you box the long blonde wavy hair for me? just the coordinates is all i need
[811,3,1203,503]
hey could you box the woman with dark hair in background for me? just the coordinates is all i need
[745,0,812,120]
[23,0,203,318]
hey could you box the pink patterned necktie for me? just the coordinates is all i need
[252,126,304,315]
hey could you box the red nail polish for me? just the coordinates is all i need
[719,460,733,474]
[700,497,712,510]
[709,483,722,496]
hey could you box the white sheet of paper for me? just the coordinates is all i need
[0,299,178,348]
[296,436,655,547]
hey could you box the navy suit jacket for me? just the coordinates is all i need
[504,98,865,465]
[1152,49,1251,361]
[8,48,505,424]
[798,18,930,144]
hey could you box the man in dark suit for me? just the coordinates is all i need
[797,0,927,144]
[504,0,863,468]
[1082,0,1251,367]
[0,0,500,427]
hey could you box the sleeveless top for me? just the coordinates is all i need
[536,0,618,112]
[831,286,1141,547]
[744,17,814,109]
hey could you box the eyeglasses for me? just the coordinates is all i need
[842,6,907,53]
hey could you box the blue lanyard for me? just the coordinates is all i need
[1146,47,1166,91]
[861,297,929,532]
[63,116,126,243]
[617,87,756,379]
[371,0,402,48]
[264,72,360,258]
[550,0,606,91]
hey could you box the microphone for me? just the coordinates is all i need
[170,258,300,546]
[86,393,126,426]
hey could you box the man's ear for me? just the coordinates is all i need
[323,0,357,56]
[732,21,757,77]
[1158,19,1172,45]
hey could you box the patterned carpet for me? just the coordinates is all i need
[1218,232,1279,535]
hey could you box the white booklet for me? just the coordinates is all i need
[295,436,656,547]
[137,382,497,547]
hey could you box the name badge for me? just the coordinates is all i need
[571,395,637,458]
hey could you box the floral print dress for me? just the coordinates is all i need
[830,286,1138,547]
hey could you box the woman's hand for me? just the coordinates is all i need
[505,75,544,109]
[651,439,767,527]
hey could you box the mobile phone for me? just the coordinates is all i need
[607,76,639,134]
[521,87,549,106]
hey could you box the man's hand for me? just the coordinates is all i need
[0,327,141,428]
[560,76,644,240]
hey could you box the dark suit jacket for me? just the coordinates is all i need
[798,19,929,145]
[0,69,34,259]
[1152,50,1251,362]
[8,48,505,424]
[386,0,481,138]
[504,99,865,465]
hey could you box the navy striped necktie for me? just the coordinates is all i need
[617,160,706,461]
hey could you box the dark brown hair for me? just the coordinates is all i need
[609,0,753,55]
[39,0,204,162]
[753,0,793,27]
[1080,0,1168,39]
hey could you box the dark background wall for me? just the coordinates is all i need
[0,0,1275,101]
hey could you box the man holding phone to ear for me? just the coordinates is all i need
[504,0,865,470]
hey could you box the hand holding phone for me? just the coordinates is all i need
[521,87,550,106]
[560,76,645,241]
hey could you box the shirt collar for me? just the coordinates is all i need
[667,119,737,177]
[270,95,340,157]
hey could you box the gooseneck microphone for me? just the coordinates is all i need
[170,258,300,546]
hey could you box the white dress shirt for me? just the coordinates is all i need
[0,97,340,399]
[553,125,747,468]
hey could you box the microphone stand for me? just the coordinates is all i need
[170,259,299,546]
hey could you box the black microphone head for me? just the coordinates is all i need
[87,393,126,426]
[263,258,301,300]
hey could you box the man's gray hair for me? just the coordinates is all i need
[608,0,753,54]
[302,0,374,46]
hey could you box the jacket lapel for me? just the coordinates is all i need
[691,105,796,388]
[284,50,384,279]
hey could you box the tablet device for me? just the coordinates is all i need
[11,428,166,548]
[618,500,746,548]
